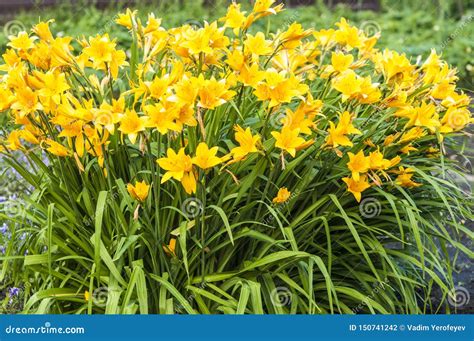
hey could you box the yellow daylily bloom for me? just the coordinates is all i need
[229,125,260,163]
[7,31,37,50]
[157,148,196,194]
[347,150,370,181]
[440,107,473,133]
[127,180,150,202]
[144,103,180,134]
[192,142,223,170]
[271,127,305,157]
[395,167,421,188]
[45,139,69,157]
[342,175,370,203]
[331,51,353,73]
[163,238,177,256]
[118,109,147,144]
[368,150,391,171]
[273,187,291,204]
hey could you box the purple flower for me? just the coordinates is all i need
[0,223,8,234]
[9,287,20,297]
[0,245,5,254]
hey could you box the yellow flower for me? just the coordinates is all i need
[32,20,54,42]
[440,107,472,133]
[334,18,362,49]
[220,2,247,34]
[82,34,127,78]
[116,9,137,29]
[84,290,90,301]
[400,144,418,155]
[83,34,115,66]
[399,127,426,144]
[118,109,147,144]
[157,148,196,194]
[244,32,273,56]
[347,150,370,181]
[0,86,13,111]
[342,175,370,203]
[127,180,150,202]
[282,107,316,135]
[280,23,312,49]
[273,187,291,204]
[163,238,177,256]
[196,76,236,110]
[6,130,22,150]
[229,125,260,163]
[252,0,284,17]
[192,142,223,170]
[45,139,69,157]
[368,150,391,171]
[7,31,36,50]
[238,63,266,87]
[10,87,43,118]
[144,103,179,134]
[331,51,353,73]
[332,70,362,101]
[254,70,308,108]
[373,49,415,84]
[326,122,352,148]
[326,111,361,148]
[403,102,441,132]
[395,167,421,188]
[271,127,305,157]
[33,70,70,106]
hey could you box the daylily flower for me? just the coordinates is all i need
[273,187,291,204]
[342,175,370,202]
[347,150,370,181]
[395,167,421,188]
[271,127,305,157]
[45,139,69,157]
[127,180,150,202]
[192,142,223,170]
[118,109,147,144]
[229,125,260,163]
[157,148,196,194]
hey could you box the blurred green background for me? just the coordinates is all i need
[0,0,472,90]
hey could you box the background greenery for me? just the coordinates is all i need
[0,0,472,89]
